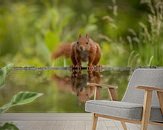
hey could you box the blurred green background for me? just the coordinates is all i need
[0,0,163,67]
[1,0,163,112]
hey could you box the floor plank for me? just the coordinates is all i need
[0,113,139,130]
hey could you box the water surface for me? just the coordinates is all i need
[0,68,131,112]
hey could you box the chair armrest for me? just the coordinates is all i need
[87,82,118,101]
[137,86,163,92]
[87,82,118,89]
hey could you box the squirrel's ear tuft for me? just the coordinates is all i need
[78,34,81,38]
[86,34,89,39]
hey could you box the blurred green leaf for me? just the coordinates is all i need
[36,35,51,65]
[0,91,43,113]
[45,31,60,51]
[11,91,43,106]
[0,103,10,114]
[0,64,13,88]
[0,122,19,130]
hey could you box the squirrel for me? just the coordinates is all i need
[51,34,101,68]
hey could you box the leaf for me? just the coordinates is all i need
[0,64,13,88]
[148,56,154,66]
[0,122,19,130]
[11,91,43,106]
[0,103,11,114]
[0,92,43,113]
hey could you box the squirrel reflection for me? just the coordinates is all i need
[51,70,101,102]
[71,71,101,102]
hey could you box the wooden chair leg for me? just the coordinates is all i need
[92,113,98,130]
[121,121,127,130]
[141,90,152,130]
[157,91,163,114]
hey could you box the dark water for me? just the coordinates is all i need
[0,68,131,112]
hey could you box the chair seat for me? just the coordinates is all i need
[85,100,163,122]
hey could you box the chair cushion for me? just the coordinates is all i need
[85,100,163,122]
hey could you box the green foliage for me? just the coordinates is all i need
[0,64,43,113]
[99,0,130,66]
[0,91,43,113]
[11,92,43,106]
[0,0,149,67]
[0,2,75,66]
[0,64,13,88]
[127,0,163,66]
[0,64,43,129]
[0,123,19,130]
[36,35,51,65]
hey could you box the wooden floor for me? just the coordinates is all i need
[0,113,140,130]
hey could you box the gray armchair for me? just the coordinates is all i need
[85,68,163,130]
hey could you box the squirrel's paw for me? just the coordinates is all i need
[88,65,94,71]
[71,65,82,70]
[87,65,102,71]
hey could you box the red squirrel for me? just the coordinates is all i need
[52,34,101,68]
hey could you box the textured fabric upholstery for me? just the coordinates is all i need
[85,100,163,122]
[122,68,163,106]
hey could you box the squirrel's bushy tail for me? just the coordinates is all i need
[51,43,72,59]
